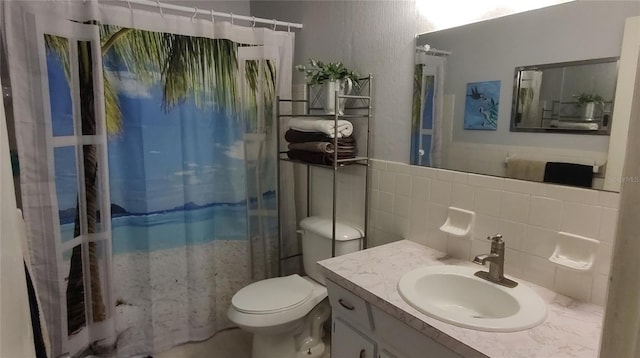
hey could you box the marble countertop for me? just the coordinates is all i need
[317,240,603,358]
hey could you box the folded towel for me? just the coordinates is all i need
[289,142,335,153]
[544,162,593,188]
[287,150,355,165]
[506,159,546,182]
[549,120,599,130]
[288,118,353,138]
[285,129,356,144]
[288,141,357,154]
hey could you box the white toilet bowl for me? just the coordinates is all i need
[227,275,330,358]
[228,217,363,358]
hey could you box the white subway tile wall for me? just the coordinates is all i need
[367,159,620,305]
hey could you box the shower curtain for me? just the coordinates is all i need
[3,1,296,357]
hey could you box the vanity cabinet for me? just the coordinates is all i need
[327,279,462,358]
[333,318,376,358]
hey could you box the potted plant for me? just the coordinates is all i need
[296,59,359,115]
[572,93,604,121]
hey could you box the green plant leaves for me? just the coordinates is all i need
[296,58,359,84]
[572,92,603,105]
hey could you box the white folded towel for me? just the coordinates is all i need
[288,118,353,138]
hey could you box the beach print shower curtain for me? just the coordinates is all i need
[3,2,295,357]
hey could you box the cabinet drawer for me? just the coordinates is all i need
[333,318,376,358]
[327,279,374,331]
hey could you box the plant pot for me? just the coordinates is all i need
[582,102,596,121]
[323,79,353,115]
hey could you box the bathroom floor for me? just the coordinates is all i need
[154,328,331,358]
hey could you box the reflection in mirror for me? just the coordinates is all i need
[411,46,448,167]
[411,1,640,192]
[511,58,618,134]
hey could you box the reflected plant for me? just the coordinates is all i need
[573,93,603,106]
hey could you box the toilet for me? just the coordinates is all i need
[227,216,363,358]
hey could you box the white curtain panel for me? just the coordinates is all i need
[3,1,296,356]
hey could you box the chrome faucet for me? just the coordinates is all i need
[473,234,518,288]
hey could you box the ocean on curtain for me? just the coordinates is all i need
[3,2,295,357]
[411,52,446,168]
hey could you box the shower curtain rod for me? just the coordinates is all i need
[112,0,304,29]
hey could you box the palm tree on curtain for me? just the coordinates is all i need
[45,24,276,338]
[412,64,423,133]
[411,64,424,163]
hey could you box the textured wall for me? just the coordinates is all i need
[251,0,570,162]
[251,0,418,162]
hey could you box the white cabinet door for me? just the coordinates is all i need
[333,318,376,358]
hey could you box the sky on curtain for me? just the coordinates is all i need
[47,31,259,254]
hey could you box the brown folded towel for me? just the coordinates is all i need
[288,142,335,153]
[285,129,356,144]
[287,150,356,165]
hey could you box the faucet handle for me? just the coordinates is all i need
[487,234,503,243]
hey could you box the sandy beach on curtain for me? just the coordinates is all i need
[108,239,250,357]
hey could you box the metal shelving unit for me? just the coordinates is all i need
[276,75,373,272]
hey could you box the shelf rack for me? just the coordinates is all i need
[276,75,373,272]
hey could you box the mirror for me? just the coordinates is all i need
[511,58,618,134]
[412,1,640,192]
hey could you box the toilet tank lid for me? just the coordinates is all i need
[300,216,364,241]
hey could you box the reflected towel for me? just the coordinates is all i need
[506,159,546,182]
[549,120,599,130]
[544,162,593,188]
[285,129,356,144]
[288,118,353,138]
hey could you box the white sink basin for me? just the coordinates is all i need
[397,265,547,332]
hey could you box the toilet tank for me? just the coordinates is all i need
[299,217,363,285]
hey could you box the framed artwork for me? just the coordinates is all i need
[464,80,500,130]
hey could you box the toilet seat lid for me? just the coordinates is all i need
[232,274,314,314]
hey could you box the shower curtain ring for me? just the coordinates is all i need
[287,22,291,32]
[230,12,234,25]
[124,0,132,11]
[156,0,164,17]
[251,16,256,28]
[210,9,215,24]
[191,7,199,21]
[272,19,277,30]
